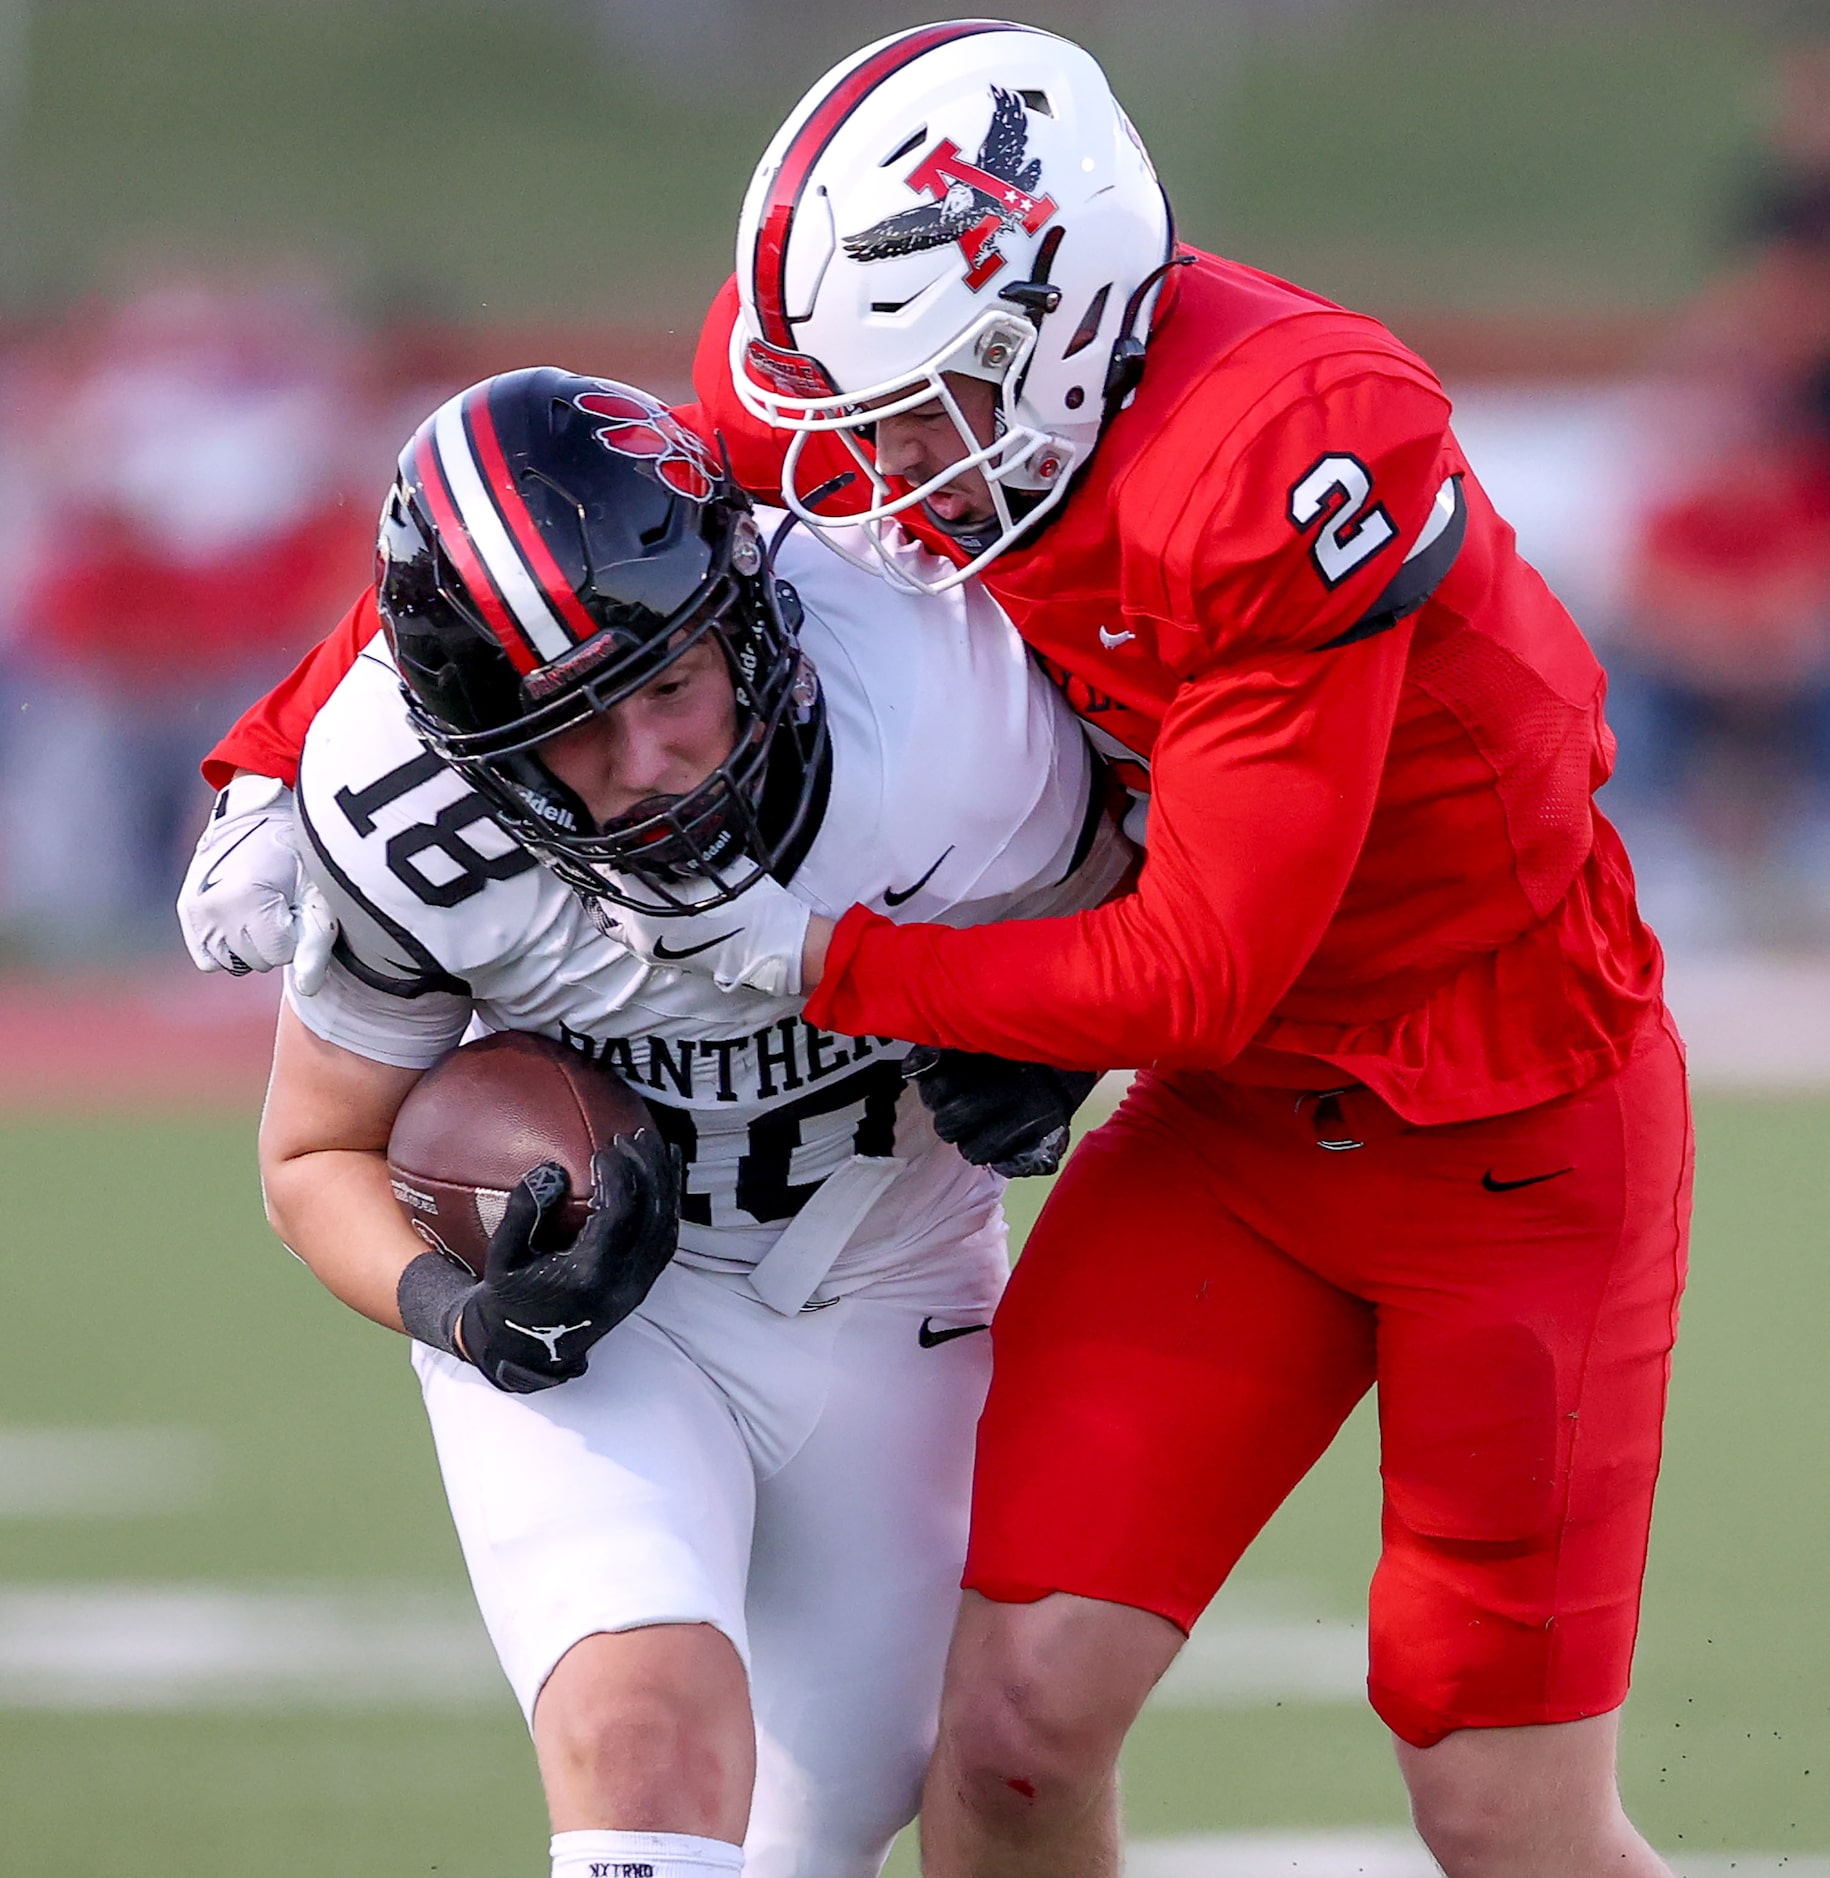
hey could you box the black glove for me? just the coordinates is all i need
[902,1047,1101,1179]
[399,1131,679,1394]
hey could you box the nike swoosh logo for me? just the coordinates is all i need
[196,823,261,894]
[1098,626,1136,649]
[1481,1167,1573,1193]
[651,929,739,961]
[884,846,954,908]
[918,1317,990,1349]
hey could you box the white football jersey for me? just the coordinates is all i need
[290,517,1126,1294]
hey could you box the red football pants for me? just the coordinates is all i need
[965,1014,1692,1747]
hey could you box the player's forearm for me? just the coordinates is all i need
[806,636,1407,1067]
[259,1144,424,1334]
[805,890,1254,1069]
[259,1002,431,1333]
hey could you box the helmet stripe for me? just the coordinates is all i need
[429,392,573,663]
[461,383,605,648]
[410,426,541,676]
[751,18,1021,349]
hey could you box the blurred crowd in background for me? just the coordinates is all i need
[0,13,1826,965]
[1602,42,1830,949]
[0,268,703,963]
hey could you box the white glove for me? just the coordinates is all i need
[176,774,340,996]
[590,872,811,998]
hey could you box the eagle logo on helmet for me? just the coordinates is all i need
[842,87,1059,292]
[574,389,719,503]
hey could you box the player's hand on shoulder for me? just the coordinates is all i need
[176,774,339,995]
[589,873,812,998]
[455,1135,681,1395]
[903,1047,1102,1179]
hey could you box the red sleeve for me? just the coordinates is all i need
[200,589,379,791]
[803,619,1413,1069]
[801,356,1452,1070]
[1141,351,1454,658]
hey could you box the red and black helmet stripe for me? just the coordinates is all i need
[459,380,603,648]
[750,18,1023,349]
[408,424,543,677]
[406,378,615,677]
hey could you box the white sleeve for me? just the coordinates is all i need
[289,794,474,1069]
[284,957,471,1071]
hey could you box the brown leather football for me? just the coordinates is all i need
[386,1030,658,1277]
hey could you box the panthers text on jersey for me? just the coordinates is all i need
[288,517,1121,1298]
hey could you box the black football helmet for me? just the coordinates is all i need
[376,367,828,914]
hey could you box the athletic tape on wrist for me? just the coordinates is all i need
[396,1251,474,1358]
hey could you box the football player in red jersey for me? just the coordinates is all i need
[180,22,1688,1878]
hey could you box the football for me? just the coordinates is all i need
[386,1030,658,1276]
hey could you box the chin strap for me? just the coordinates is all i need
[767,469,859,565]
[999,225,1067,324]
[1102,252,1195,426]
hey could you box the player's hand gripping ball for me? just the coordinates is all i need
[455,1144,678,1393]
[387,1032,681,1393]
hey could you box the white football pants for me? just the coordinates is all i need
[413,1207,1007,1878]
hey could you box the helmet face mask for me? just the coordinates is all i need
[379,368,828,916]
[754,310,1066,588]
[732,23,1172,593]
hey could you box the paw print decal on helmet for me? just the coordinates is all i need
[574,388,719,503]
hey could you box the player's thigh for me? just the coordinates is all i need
[967,1072,1378,1630]
[1366,1018,1692,1746]
[413,1313,758,1724]
[742,1226,1005,1878]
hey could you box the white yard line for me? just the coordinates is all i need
[0,1428,217,1517]
[1128,1834,1830,1876]
[0,1578,1365,1712]
[0,1586,501,1709]
[1149,1594,1366,1708]
[0,1588,1818,1875]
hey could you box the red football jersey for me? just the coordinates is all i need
[205,250,1664,1123]
[695,255,1664,1121]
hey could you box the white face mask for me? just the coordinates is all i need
[732,311,1077,597]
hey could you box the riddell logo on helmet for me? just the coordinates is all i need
[574,389,718,503]
[744,339,841,400]
[511,785,579,832]
[841,86,1058,292]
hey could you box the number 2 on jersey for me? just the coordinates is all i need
[1288,452,1396,587]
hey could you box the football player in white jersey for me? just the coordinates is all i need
[247,368,1127,1878]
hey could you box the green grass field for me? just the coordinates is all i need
[1,1096,1825,1874]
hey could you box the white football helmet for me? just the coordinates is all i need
[731,20,1174,592]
